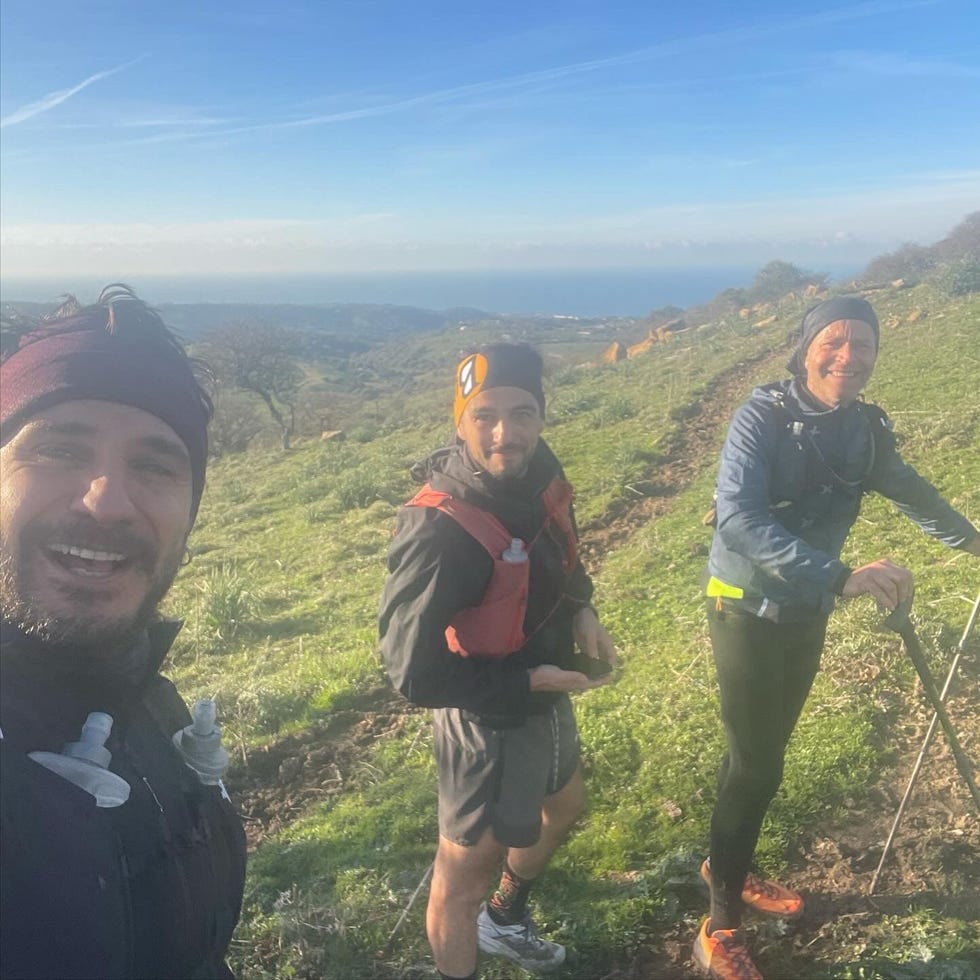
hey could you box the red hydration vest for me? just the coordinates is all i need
[406,477,578,659]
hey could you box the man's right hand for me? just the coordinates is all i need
[842,558,914,611]
[528,664,614,692]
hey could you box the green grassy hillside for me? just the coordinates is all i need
[162,284,979,979]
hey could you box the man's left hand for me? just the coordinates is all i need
[572,606,618,668]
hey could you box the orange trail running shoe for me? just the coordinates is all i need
[693,918,762,980]
[700,859,804,919]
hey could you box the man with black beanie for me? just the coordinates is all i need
[1,285,246,979]
[379,342,617,978]
[694,296,980,980]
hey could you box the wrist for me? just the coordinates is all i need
[832,565,853,596]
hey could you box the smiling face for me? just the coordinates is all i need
[0,400,194,653]
[456,386,544,480]
[803,318,878,409]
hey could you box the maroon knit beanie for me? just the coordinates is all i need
[1,304,211,520]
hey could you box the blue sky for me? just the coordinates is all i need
[1,0,978,282]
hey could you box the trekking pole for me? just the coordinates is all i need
[885,593,980,796]
[869,590,980,893]
[384,861,433,950]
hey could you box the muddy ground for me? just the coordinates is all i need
[225,345,979,978]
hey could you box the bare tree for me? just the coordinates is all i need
[203,322,303,450]
[208,388,267,457]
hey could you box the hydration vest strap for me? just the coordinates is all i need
[407,486,514,556]
[408,477,577,570]
[406,477,579,658]
[540,478,578,571]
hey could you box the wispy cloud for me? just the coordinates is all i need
[825,49,980,78]
[92,0,937,146]
[220,1,939,136]
[45,115,233,131]
[0,1,937,150]
[1,58,141,129]
[571,167,980,238]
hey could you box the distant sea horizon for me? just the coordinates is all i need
[0,263,862,319]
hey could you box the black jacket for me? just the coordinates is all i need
[0,621,246,980]
[378,439,593,723]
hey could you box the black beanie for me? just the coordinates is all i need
[787,297,879,377]
[454,343,545,424]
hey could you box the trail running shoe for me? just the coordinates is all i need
[476,904,566,972]
[693,918,762,980]
[700,858,804,919]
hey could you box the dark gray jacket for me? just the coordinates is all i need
[378,439,593,723]
[706,379,977,622]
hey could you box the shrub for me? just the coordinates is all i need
[935,210,980,263]
[347,424,379,443]
[334,471,380,510]
[594,396,637,425]
[223,480,249,505]
[551,392,601,420]
[333,467,406,510]
[745,260,825,303]
[931,257,980,297]
[188,561,265,652]
[306,504,332,524]
[860,242,937,284]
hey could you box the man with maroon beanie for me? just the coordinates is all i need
[1,285,246,979]
[379,342,617,978]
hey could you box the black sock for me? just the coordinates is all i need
[708,883,743,932]
[438,972,476,980]
[487,861,533,925]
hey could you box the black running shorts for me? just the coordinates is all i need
[433,695,580,848]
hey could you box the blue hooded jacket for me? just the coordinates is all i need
[706,378,977,622]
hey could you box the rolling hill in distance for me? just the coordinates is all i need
[1,264,805,320]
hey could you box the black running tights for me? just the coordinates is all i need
[706,602,826,929]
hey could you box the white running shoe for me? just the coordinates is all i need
[476,904,566,972]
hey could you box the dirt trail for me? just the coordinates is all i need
[223,340,980,978]
[634,656,980,979]
[577,344,788,571]
[224,686,424,849]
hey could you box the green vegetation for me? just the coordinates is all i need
[860,211,980,293]
[159,282,979,979]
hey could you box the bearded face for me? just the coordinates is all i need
[1,400,193,657]
[456,386,544,481]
